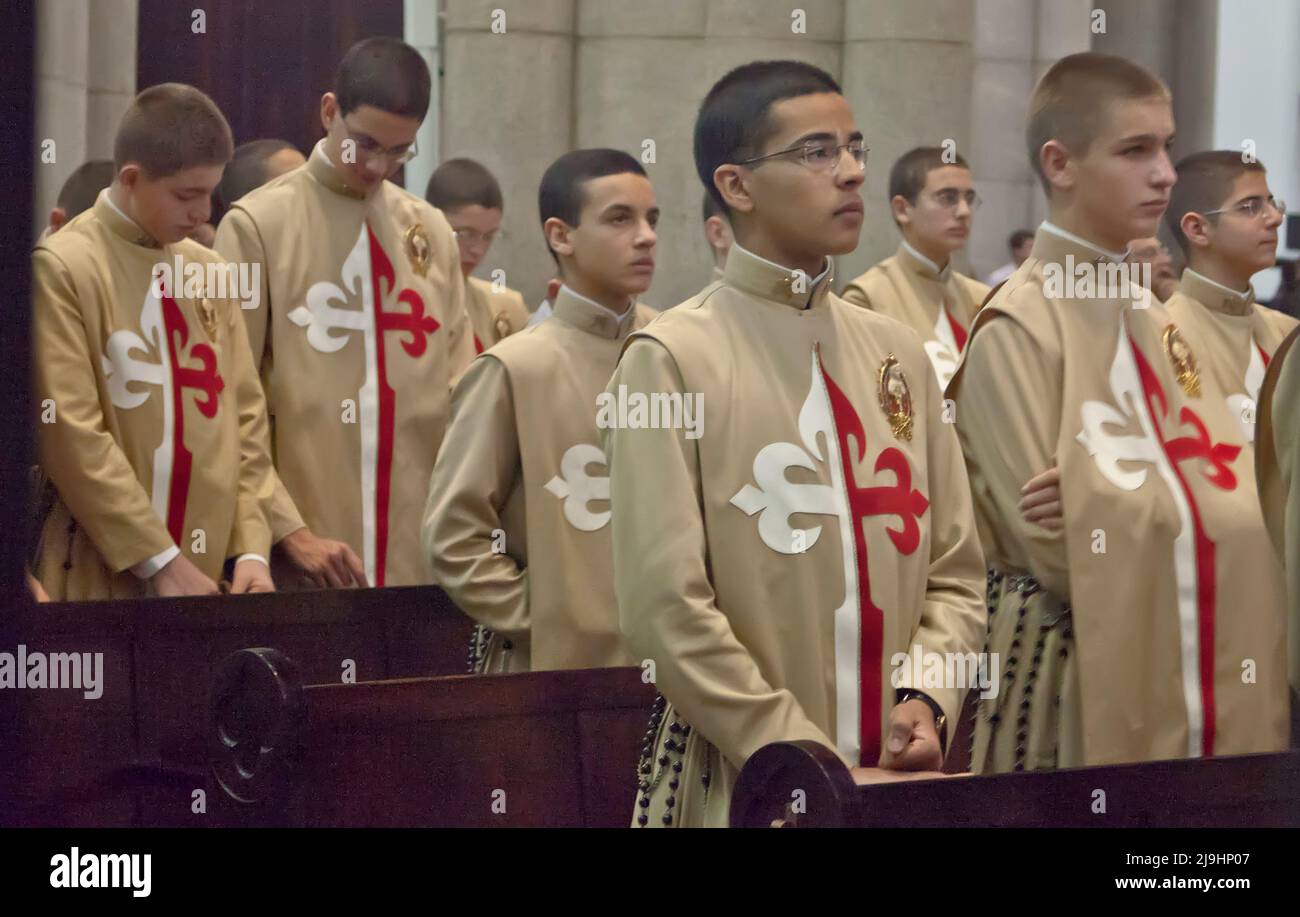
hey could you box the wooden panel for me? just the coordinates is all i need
[211,660,657,827]
[0,0,33,602]
[2,586,473,826]
[732,740,1300,828]
[577,707,645,828]
[136,0,403,157]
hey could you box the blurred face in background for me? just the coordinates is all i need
[448,205,503,277]
[1127,236,1179,300]
[894,165,977,265]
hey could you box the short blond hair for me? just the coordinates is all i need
[1027,52,1169,193]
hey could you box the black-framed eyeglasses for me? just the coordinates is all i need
[1202,196,1286,220]
[340,116,419,165]
[738,139,868,173]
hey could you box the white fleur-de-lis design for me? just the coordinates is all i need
[1076,323,1163,491]
[288,232,370,353]
[544,443,611,532]
[1225,341,1267,442]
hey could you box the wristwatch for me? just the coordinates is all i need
[897,689,948,755]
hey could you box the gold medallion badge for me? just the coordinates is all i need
[878,354,914,441]
[404,223,432,278]
[1162,324,1201,397]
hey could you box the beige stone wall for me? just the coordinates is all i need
[577,0,845,310]
[442,0,577,308]
[841,0,974,284]
[966,0,1091,280]
[34,0,137,239]
[444,0,1100,307]
[29,0,1212,298]
[443,0,847,310]
[1092,0,1217,161]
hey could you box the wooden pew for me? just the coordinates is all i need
[0,586,473,826]
[209,648,656,827]
[730,740,1300,828]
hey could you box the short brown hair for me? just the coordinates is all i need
[1026,52,1169,193]
[337,37,431,120]
[889,146,970,205]
[1166,150,1267,256]
[425,158,503,212]
[56,160,115,218]
[218,139,298,208]
[113,83,234,178]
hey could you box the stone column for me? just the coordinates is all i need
[1028,0,1091,227]
[403,0,442,200]
[841,0,974,285]
[442,0,576,307]
[1089,0,1175,86]
[576,0,844,310]
[1170,0,1217,159]
[35,0,137,239]
[968,0,1038,279]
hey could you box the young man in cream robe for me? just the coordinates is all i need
[215,38,473,588]
[1162,151,1297,443]
[426,157,530,354]
[950,54,1289,776]
[604,61,987,828]
[1257,326,1300,696]
[840,147,989,389]
[32,85,276,600]
[424,149,659,673]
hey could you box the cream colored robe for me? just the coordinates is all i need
[423,286,658,672]
[215,143,474,586]
[1165,269,1298,443]
[466,276,530,354]
[841,242,989,389]
[1256,326,1300,689]
[604,244,987,827]
[32,191,274,600]
[950,225,1289,775]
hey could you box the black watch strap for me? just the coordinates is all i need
[897,689,948,756]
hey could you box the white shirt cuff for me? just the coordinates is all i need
[131,545,180,579]
[234,553,269,568]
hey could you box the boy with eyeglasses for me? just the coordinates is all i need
[215,37,472,588]
[1162,151,1296,443]
[426,158,530,353]
[603,61,986,827]
[1257,325,1300,684]
[841,147,989,389]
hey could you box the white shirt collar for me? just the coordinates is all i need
[732,242,832,287]
[103,189,140,229]
[313,139,334,168]
[1183,268,1251,302]
[1040,221,1127,263]
[900,239,948,276]
[559,284,633,321]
